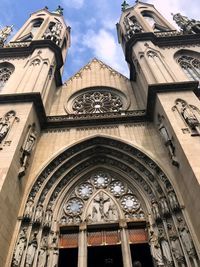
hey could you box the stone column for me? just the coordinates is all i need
[78,223,87,267]
[120,220,133,267]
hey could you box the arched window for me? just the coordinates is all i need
[30,18,44,35]
[0,63,14,91]
[177,55,200,82]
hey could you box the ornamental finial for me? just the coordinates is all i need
[55,5,64,15]
[121,1,130,11]
[0,25,13,47]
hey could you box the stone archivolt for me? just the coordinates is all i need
[11,137,199,267]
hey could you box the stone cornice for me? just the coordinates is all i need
[0,40,63,86]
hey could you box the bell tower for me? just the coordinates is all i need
[1,6,70,111]
[117,0,200,252]
[0,6,70,267]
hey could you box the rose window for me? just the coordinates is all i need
[91,172,111,188]
[64,198,84,216]
[76,183,93,200]
[109,181,126,197]
[121,195,140,212]
[72,92,123,114]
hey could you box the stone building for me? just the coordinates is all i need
[0,1,200,267]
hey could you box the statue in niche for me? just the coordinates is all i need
[167,223,185,263]
[43,22,62,45]
[158,228,173,265]
[172,13,200,34]
[160,197,170,217]
[158,114,179,167]
[37,236,48,267]
[12,228,27,267]
[149,230,165,266]
[25,231,38,267]
[168,190,179,212]
[177,217,195,255]
[23,198,34,221]
[0,110,16,143]
[152,200,161,222]
[180,102,200,136]
[43,203,53,228]
[19,124,37,178]
[34,202,43,224]
[124,17,142,39]
[0,25,13,46]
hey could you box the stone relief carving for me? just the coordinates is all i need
[18,124,37,178]
[0,110,18,147]
[158,114,179,167]
[37,236,48,267]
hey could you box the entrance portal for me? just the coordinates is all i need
[130,243,154,267]
[88,245,123,267]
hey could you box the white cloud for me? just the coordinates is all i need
[82,29,128,76]
[61,0,84,9]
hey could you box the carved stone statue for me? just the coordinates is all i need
[160,197,170,217]
[151,200,161,222]
[34,202,43,224]
[43,22,62,45]
[43,204,53,228]
[172,13,200,34]
[180,102,200,135]
[37,236,48,267]
[168,190,179,212]
[19,124,37,178]
[93,192,110,220]
[158,115,179,167]
[25,232,38,267]
[0,110,16,143]
[106,204,118,221]
[158,228,173,265]
[12,228,27,267]
[177,217,195,255]
[0,25,13,46]
[168,223,184,263]
[149,230,165,266]
[23,198,34,221]
[124,17,142,39]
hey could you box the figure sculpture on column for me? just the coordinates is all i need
[177,217,195,255]
[152,200,161,222]
[158,115,179,167]
[23,198,34,221]
[149,230,165,266]
[168,190,180,212]
[19,124,37,178]
[34,202,43,225]
[160,197,170,218]
[158,228,173,266]
[12,228,27,267]
[25,231,38,267]
[37,236,48,267]
[43,203,53,228]
[0,110,16,143]
[168,223,185,265]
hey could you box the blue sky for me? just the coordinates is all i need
[0,0,199,82]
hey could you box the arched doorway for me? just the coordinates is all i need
[11,137,199,267]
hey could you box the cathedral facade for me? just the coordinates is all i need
[0,2,200,267]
